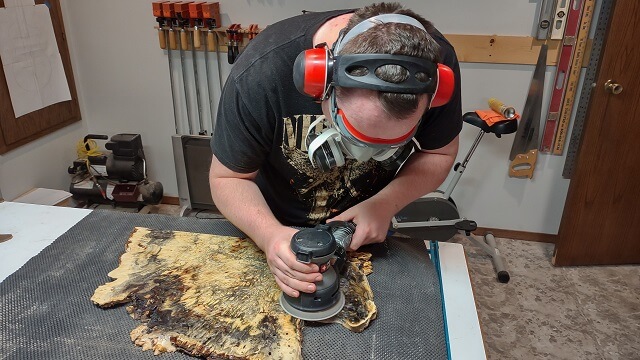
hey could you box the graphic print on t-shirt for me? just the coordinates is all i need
[279,114,396,224]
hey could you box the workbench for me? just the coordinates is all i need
[0,202,486,359]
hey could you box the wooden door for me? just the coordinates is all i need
[553,0,640,266]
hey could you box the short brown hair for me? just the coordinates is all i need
[336,2,441,119]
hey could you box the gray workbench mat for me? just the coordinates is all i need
[0,210,447,359]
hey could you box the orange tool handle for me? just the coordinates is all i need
[194,28,201,48]
[180,28,189,50]
[169,28,177,49]
[207,30,215,51]
[158,28,167,49]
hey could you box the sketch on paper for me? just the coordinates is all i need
[0,1,71,118]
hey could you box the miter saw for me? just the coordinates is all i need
[279,221,356,321]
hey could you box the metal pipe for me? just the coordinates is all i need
[166,29,180,134]
[443,129,485,199]
[190,29,205,135]
[204,29,216,134]
[484,232,510,283]
[178,28,193,135]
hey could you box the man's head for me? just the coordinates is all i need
[299,3,449,170]
[324,2,441,144]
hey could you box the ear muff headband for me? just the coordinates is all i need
[334,14,427,54]
[334,53,437,94]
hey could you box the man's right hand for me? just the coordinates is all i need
[264,227,323,298]
[208,157,322,298]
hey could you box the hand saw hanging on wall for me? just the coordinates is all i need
[508,43,547,179]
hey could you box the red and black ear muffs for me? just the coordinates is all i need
[293,44,333,101]
[293,45,455,107]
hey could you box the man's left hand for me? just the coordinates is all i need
[327,197,393,250]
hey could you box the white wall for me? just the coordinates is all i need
[0,122,88,201]
[2,0,588,235]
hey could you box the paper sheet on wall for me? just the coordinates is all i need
[0,1,71,118]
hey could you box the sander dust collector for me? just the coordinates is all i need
[68,134,163,206]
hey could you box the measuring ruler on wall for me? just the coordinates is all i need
[539,0,589,153]
[562,0,615,178]
[551,0,596,155]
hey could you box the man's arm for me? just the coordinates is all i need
[329,136,459,249]
[209,155,322,297]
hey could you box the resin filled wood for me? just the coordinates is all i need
[92,227,375,359]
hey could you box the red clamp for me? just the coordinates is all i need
[202,2,221,29]
[248,24,259,40]
[226,24,241,64]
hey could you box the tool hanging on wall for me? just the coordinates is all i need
[232,24,242,62]
[173,2,194,135]
[203,2,221,131]
[153,2,167,49]
[153,2,258,135]
[189,2,204,49]
[248,24,259,40]
[536,0,557,40]
[162,2,177,50]
[202,2,221,32]
[188,2,207,135]
[539,0,593,154]
[156,1,180,133]
[508,43,547,179]
[226,24,241,64]
[177,3,190,52]
[563,0,614,178]
[551,0,571,39]
[550,0,595,155]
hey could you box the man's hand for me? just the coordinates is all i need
[327,139,459,250]
[209,155,323,299]
[327,196,393,250]
[264,227,323,298]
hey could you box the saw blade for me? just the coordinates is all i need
[509,43,547,160]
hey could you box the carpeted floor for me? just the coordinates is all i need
[453,234,640,360]
[105,204,640,360]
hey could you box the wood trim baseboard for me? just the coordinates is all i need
[474,227,557,244]
[161,196,180,205]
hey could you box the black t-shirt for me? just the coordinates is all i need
[211,9,462,227]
